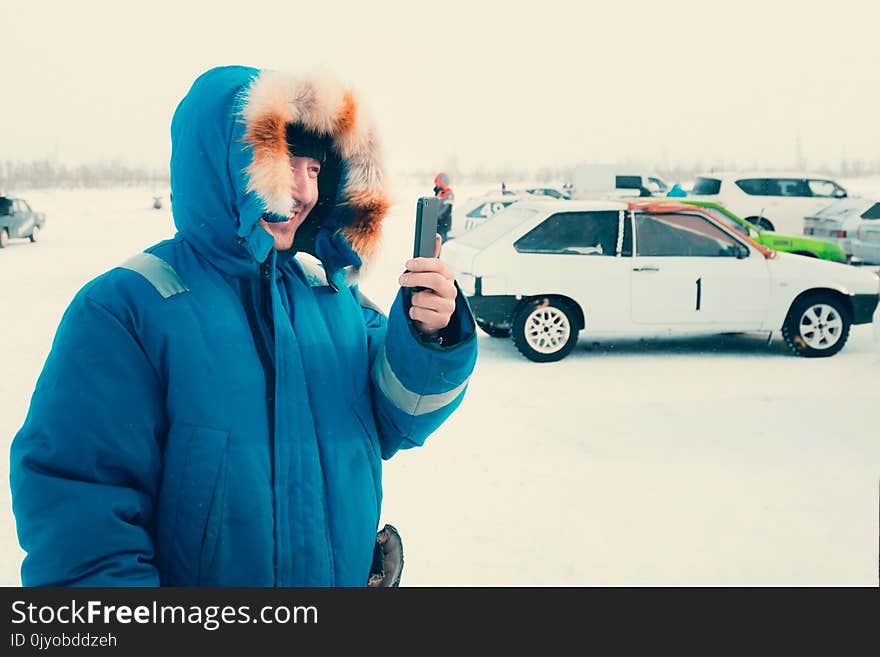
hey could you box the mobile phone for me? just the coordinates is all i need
[414,196,440,259]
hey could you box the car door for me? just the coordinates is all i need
[765,178,819,234]
[14,200,38,238]
[511,210,632,332]
[11,200,26,237]
[630,211,770,329]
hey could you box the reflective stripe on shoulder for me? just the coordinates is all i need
[372,345,468,416]
[120,252,189,299]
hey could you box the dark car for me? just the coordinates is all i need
[0,196,46,247]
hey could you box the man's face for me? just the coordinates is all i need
[259,155,321,251]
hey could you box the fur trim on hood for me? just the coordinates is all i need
[239,70,390,263]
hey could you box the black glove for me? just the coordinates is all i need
[368,524,404,587]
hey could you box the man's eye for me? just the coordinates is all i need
[309,167,321,177]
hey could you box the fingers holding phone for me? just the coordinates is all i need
[400,246,457,334]
[400,198,457,335]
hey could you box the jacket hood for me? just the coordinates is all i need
[170,65,390,278]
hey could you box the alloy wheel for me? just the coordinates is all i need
[798,303,843,350]
[524,307,571,354]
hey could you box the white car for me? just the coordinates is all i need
[803,197,880,265]
[451,191,532,235]
[688,171,848,235]
[441,198,879,362]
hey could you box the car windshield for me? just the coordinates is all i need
[813,198,871,220]
[453,205,540,249]
[0,197,11,216]
[701,207,751,236]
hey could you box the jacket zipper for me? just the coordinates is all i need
[257,259,282,583]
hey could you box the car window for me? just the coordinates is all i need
[635,212,744,257]
[0,197,10,215]
[701,207,751,237]
[765,178,810,197]
[514,211,621,256]
[646,177,669,195]
[454,205,539,249]
[616,175,642,190]
[734,178,767,195]
[807,179,845,198]
[861,203,880,220]
[691,177,721,195]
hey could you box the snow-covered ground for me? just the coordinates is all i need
[1,176,878,586]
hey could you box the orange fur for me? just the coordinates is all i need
[332,92,357,138]
[242,71,390,260]
[343,191,391,258]
[245,115,287,167]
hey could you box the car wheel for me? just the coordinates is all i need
[29,225,40,243]
[781,294,851,358]
[512,298,579,362]
[476,320,510,338]
[0,228,8,248]
[746,216,775,231]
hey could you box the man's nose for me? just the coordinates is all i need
[291,168,316,200]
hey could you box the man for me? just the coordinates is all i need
[433,171,454,242]
[9,65,477,586]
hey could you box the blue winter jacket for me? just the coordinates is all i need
[9,66,477,586]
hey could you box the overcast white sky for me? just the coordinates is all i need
[2,0,878,175]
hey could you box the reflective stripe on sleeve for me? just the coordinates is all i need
[373,345,468,416]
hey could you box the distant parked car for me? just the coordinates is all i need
[451,191,530,235]
[0,196,46,247]
[441,198,879,362]
[803,197,880,265]
[688,171,847,235]
[519,186,570,199]
[669,199,847,262]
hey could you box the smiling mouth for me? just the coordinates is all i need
[262,211,298,225]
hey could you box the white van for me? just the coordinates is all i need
[570,164,668,200]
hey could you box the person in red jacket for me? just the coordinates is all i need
[433,172,454,242]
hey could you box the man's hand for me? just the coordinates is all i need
[399,234,457,336]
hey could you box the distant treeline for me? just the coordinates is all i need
[6,157,880,192]
[0,160,168,190]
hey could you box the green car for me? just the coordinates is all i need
[669,199,847,262]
